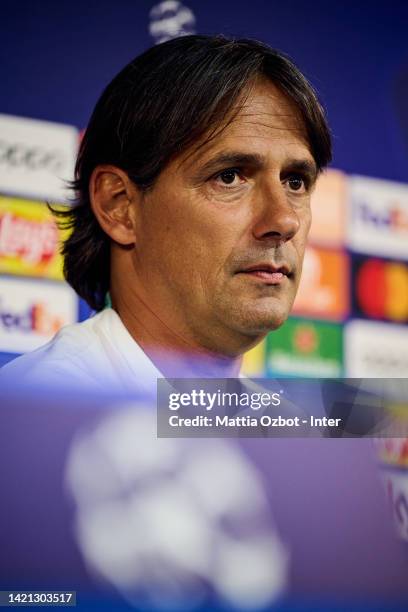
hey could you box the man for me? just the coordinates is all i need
[0,37,333,604]
[1,35,331,392]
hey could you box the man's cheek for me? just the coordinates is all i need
[304,210,312,237]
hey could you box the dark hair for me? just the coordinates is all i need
[57,34,332,311]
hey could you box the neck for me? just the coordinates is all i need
[110,290,242,379]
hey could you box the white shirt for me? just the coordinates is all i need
[0,308,162,395]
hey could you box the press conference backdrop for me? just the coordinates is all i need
[0,0,407,377]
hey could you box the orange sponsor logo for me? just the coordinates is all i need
[293,246,349,321]
[309,169,347,248]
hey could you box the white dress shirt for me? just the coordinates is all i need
[0,308,162,395]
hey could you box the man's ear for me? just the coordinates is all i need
[89,165,140,245]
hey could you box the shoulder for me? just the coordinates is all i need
[0,310,115,392]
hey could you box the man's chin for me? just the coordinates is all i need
[235,307,291,336]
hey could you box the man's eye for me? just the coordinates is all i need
[216,169,241,185]
[287,175,306,192]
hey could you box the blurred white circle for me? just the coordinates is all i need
[65,403,288,610]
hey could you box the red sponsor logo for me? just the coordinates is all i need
[293,324,318,354]
[0,212,58,265]
[355,258,408,322]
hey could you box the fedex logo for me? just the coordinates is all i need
[358,201,408,233]
[348,176,408,259]
[0,301,63,335]
[0,277,77,353]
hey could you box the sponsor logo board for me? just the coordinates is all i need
[292,246,349,321]
[352,254,408,324]
[377,439,408,468]
[309,169,346,248]
[345,319,408,377]
[348,175,408,260]
[266,317,343,377]
[0,277,77,353]
[0,195,66,279]
[0,114,77,202]
[381,468,408,543]
[242,340,266,377]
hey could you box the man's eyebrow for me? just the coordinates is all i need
[283,158,318,178]
[195,152,265,176]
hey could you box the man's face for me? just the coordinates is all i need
[131,79,317,355]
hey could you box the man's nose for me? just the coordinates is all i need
[251,180,300,243]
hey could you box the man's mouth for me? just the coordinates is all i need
[236,263,291,285]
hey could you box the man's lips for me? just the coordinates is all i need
[236,263,291,285]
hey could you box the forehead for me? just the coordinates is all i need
[179,78,313,170]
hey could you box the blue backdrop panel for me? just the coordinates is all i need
[1,0,407,181]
